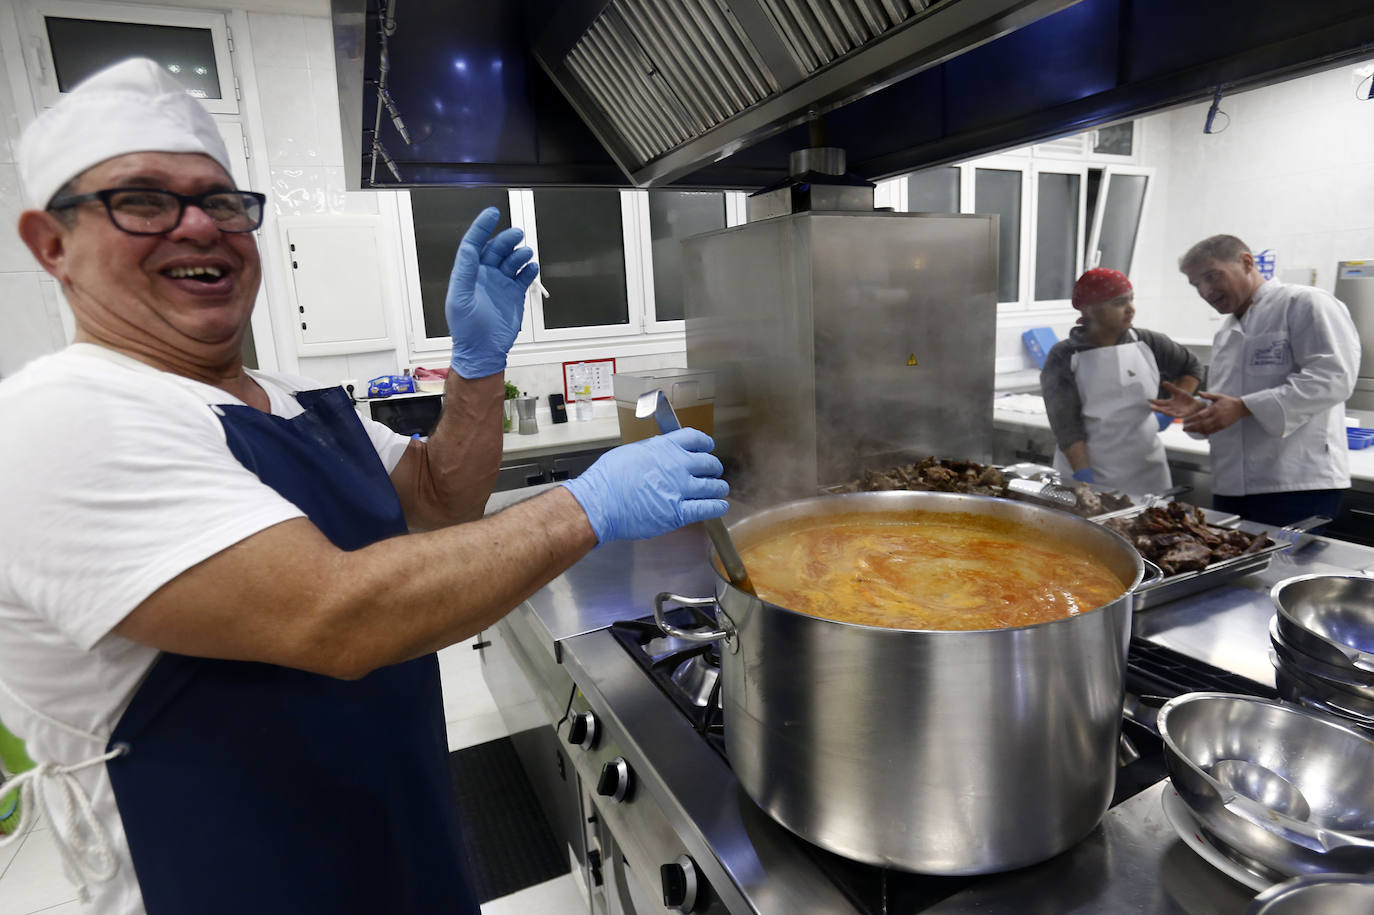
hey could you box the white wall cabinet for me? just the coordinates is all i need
[278,215,394,357]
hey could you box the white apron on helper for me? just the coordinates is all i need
[1053,331,1171,496]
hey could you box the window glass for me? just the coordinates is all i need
[1083,168,1103,264]
[45,18,220,98]
[1097,174,1148,275]
[906,167,959,214]
[647,190,725,322]
[532,189,629,329]
[1093,122,1134,157]
[1034,172,1080,301]
[975,168,1021,303]
[409,188,511,339]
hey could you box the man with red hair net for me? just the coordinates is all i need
[1039,268,1202,495]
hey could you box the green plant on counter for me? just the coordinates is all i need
[504,381,520,400]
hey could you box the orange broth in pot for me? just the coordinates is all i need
[734,510,1126,631]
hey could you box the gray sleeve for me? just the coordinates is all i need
[1039,343,1085,451]
[1137,328,1203,392]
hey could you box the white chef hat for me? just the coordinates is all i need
[17,57,233,208]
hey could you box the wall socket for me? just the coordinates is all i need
[340,378,361,401]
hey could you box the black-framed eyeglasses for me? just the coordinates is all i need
[47,187,267,235]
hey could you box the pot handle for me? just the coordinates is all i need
[653,592,733,643]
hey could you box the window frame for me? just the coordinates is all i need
[1085,119,1143,165]
[890,153,1148,314]
[637,188,737,334]
[392,186,747,367]
[966,154,1034,312]
[19,0,239,114]
[1028,160,1089,310]
[1084,165,1155,273]
[524,187,646,344]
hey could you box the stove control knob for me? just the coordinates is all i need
[566,711,598,750]
[596,757,632,802]
[661,855,699,913]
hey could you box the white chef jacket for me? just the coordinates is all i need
[1206,279,1360,496]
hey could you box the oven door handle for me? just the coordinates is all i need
[653,592,735,646]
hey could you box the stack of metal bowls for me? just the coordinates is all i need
[1157,692,1374,883]
[1269,574,1374,728]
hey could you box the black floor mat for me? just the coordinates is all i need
[449,737,569,903]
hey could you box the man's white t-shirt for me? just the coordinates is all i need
[0,344,410,914]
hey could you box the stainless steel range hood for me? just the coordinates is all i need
[335,0,1374,191]
[532,0,1079,186]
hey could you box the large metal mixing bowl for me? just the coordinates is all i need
[1271,575,1374,675]
[1159,693,1374,879]
[1273,658,1374,720]
[1244,873,1374,914]
[1270,616,1374,693]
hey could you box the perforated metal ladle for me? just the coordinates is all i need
[635,389,756,596]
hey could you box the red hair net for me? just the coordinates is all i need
[1071,268,1132,309]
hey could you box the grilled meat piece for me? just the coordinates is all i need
[840,458,1129,515]
[1104,500,1272,577]
[843,458,1010,497]
[976,466,1006,488]
[1075,484,1104,516]
[1155,540,1214,574]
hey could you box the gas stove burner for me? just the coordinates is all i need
[669,653,721,708]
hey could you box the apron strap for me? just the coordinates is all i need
[0,674,127,900]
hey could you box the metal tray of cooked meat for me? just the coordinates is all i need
[1093,507,1324,611]
[823,458,1140,519]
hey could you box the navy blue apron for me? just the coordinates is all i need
[105,386,478,914]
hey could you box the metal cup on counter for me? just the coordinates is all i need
[515,395,538,435]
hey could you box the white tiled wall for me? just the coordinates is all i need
[0,26,66,380]
[1131,57,1374,343]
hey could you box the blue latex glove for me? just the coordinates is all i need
[446,207,540,379]
[561,429,730,544]
[1071,467,1096,484]
[1154,410,1173,432]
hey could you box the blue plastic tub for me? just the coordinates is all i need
[1348,428,1374,451]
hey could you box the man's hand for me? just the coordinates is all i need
[1148,381,1206,419]
[561,429,730,544]
[1179,390,1250,435]
[446,207,540,379]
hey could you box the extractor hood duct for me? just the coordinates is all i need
[533,0,1081,186]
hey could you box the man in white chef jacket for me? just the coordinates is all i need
[1152,234,1360,527]
[0,58,728,914]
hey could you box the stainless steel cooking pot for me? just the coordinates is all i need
[653,491,1143,874]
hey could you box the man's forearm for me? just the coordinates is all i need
[317,486,597,676]
[1064,441,1090,472]
[396,370,505,529]
[117,487,600,680]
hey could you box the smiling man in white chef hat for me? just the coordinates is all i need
[0,57,726,914]
[18,58,265,394]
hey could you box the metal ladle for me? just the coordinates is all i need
[635,389,757,596]
[1210,758,1314,822]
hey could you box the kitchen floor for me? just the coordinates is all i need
[0,636,585,915]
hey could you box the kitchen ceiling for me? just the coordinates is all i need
[333,0,1374,190]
